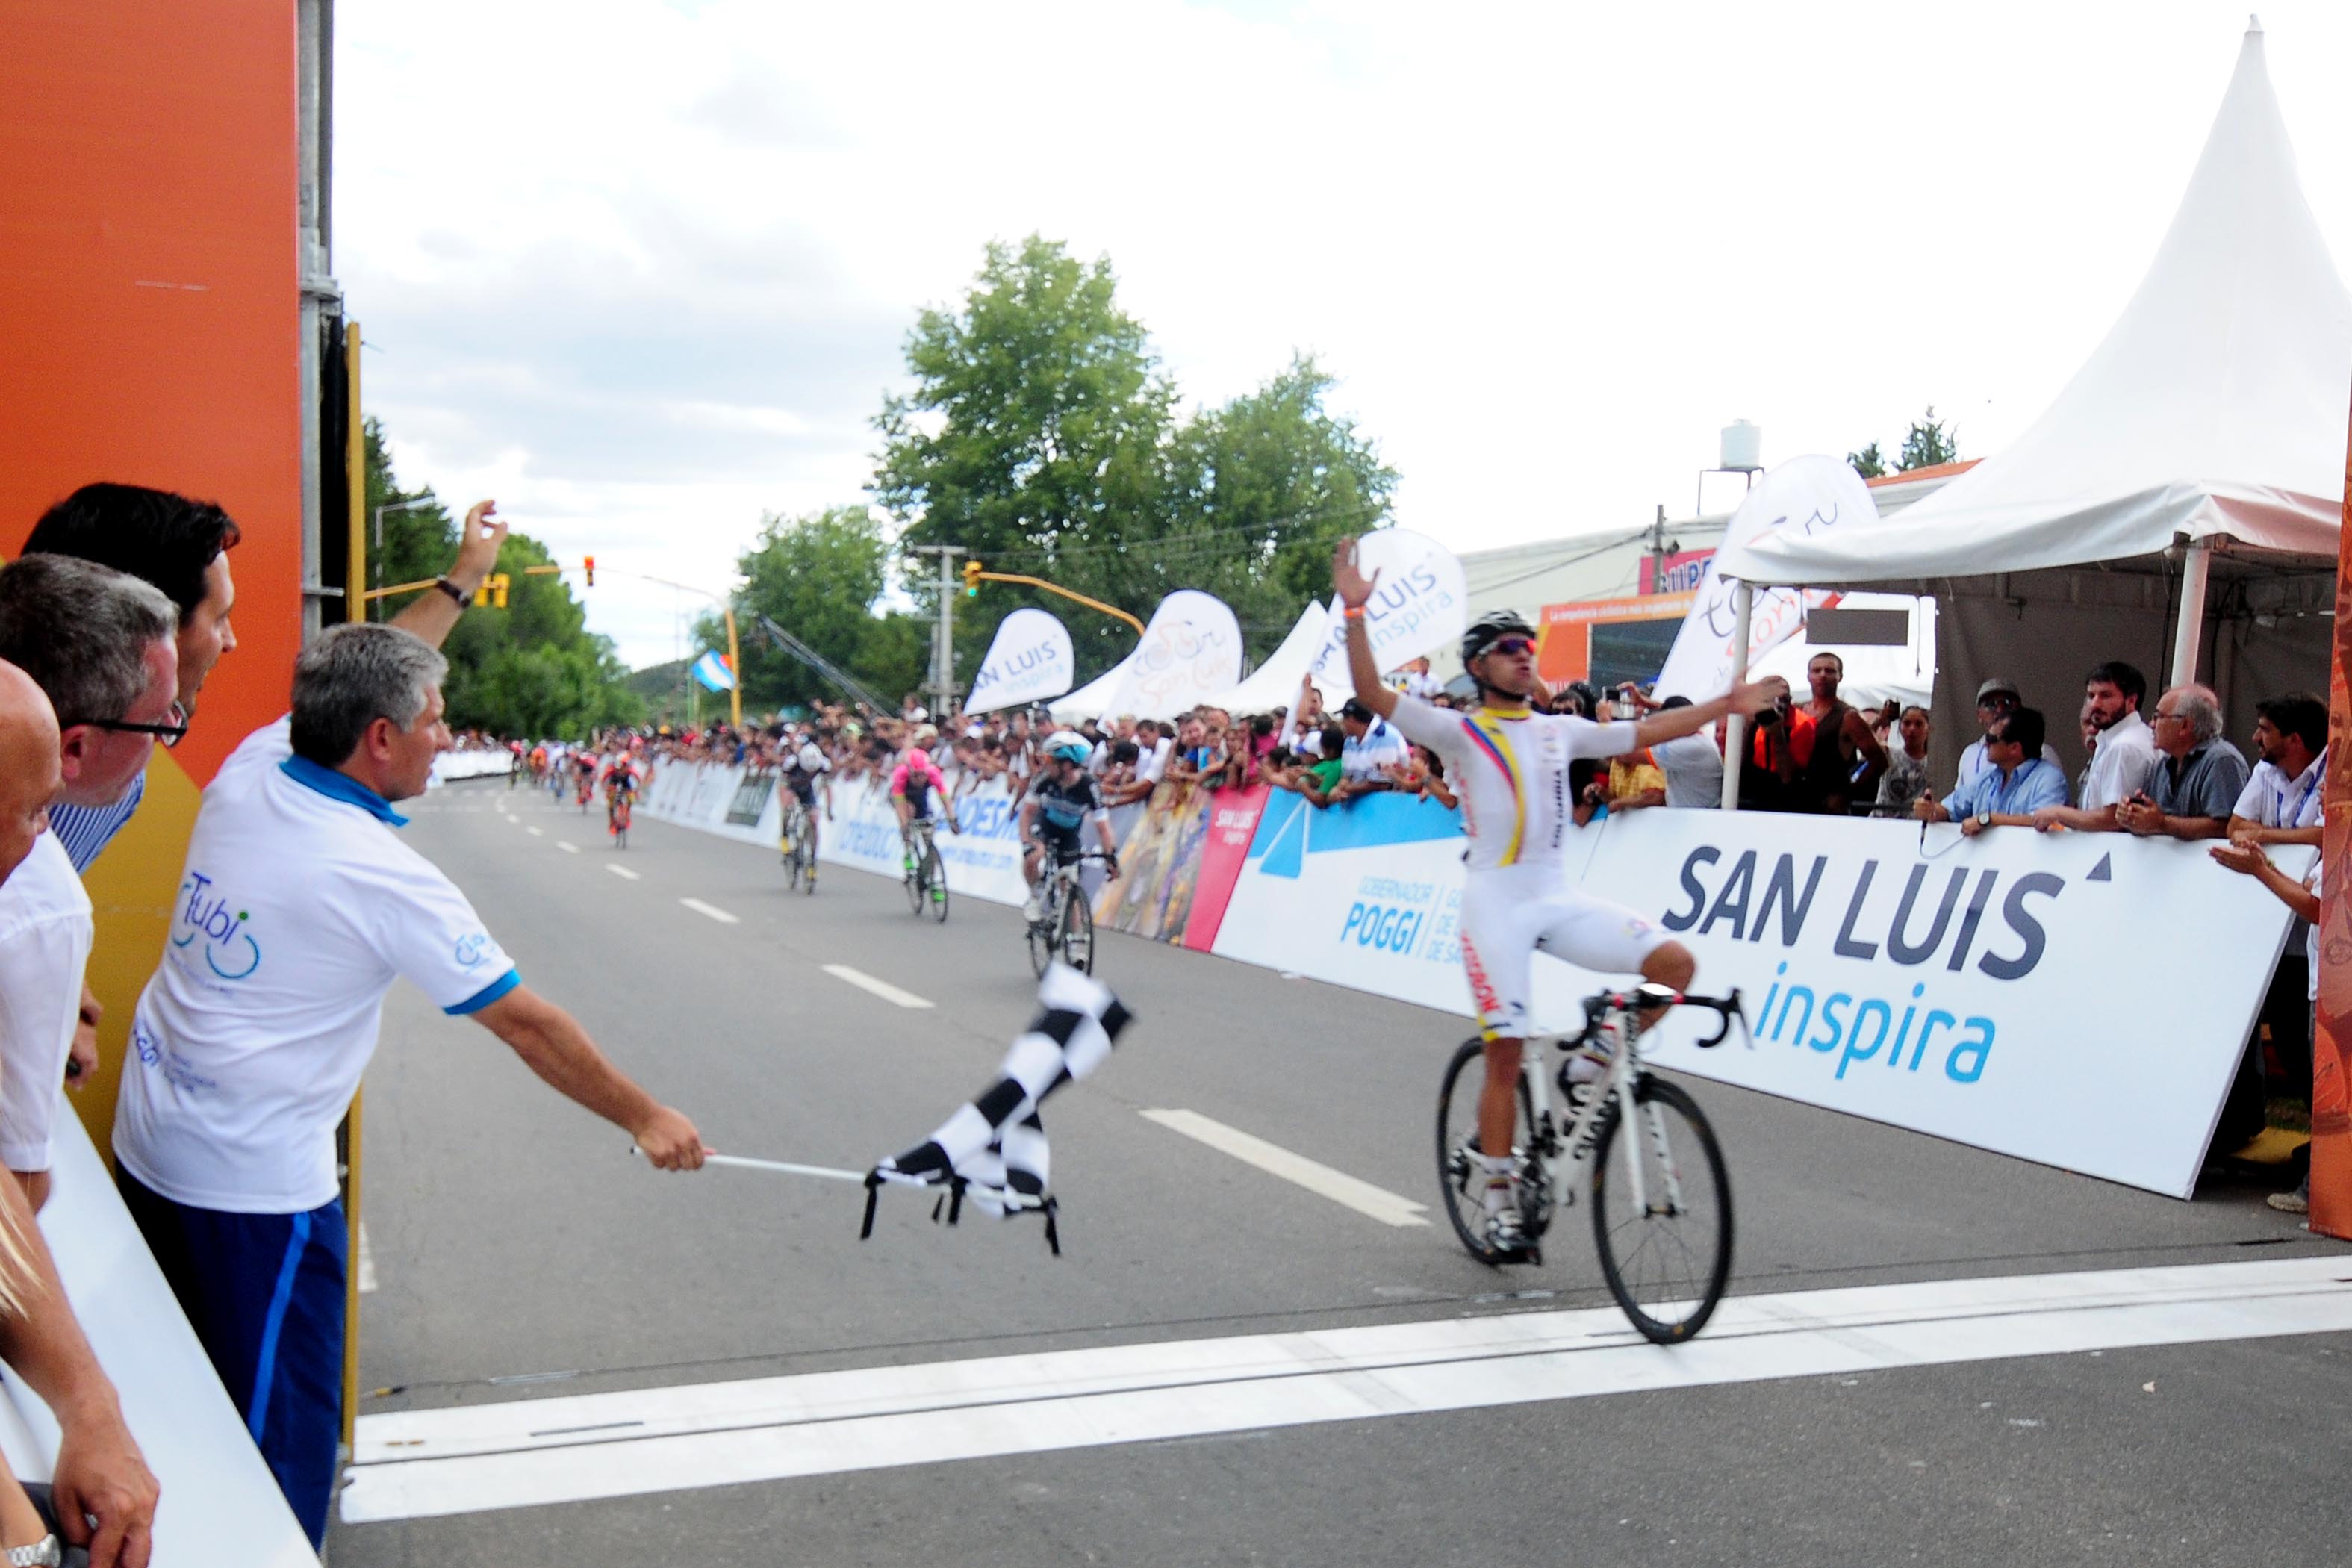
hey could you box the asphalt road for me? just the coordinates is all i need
[329,779,2352,1568]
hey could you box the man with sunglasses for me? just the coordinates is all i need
[1331,540,1775,1260]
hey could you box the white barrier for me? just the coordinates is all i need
[639,762,1034,906]
[0,1117,315,1564]
[1211,793,2302,1198]
[428,750,513,787]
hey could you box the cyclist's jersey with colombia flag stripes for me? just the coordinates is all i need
[1385,694,1640,874]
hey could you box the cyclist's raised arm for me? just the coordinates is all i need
[1631,679,1780,752]
[1331,537,1399,722]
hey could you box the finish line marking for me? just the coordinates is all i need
[679,898,739,925]
[1141,1108,1428,1228]
[821,964,933,1009]
[340,1255,2352,1523]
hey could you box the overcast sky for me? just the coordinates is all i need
[335,1,2352,671]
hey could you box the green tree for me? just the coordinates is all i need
[706,506,930,712]
[1897,406,1959,471]
[1846,441,1887,479]
[363,417,642,737]
[873,235,1175,672]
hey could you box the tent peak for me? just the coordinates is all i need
[2247,13,2262,35]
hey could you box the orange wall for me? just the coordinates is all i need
[0,2,305,782]
[0,4,306,1141]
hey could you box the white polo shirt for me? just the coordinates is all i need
[2079,711,2162,811]
[2234,748,2327,830]
[113,720,517,1214]
[0,833,94,1173]
[1340,718,1409,782]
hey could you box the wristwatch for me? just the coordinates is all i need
[7,1534,60,1567]
[432,574,470,606]
[1976,808,1993,830]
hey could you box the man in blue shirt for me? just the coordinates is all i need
[1914,706,2068,834]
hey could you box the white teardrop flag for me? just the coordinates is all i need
[1651,455,1876,700]
[1106,591,1243,718]
[965,607,1077,714]
[1307,528,1469,686]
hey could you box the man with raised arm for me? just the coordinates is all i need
[1332,539,1774,1260]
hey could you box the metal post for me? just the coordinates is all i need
[2170,539,2212,688]
[722,604,743,729]
[1719,580,1754,809]
[911,546,964,717]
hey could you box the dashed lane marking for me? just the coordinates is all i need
[559,842,580,855]
[1139,1108,1429,1228]
[679,897,740,925]
[820,964,934,1009]
[606,865,641,881]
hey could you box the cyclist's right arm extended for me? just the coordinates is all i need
[1334,540,1399,723]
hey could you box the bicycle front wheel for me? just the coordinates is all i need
[1027,895,1056,977]
[924,842,948,923]
[1435,1038,1542,1266]
[903,839,927,915]
[1060,883,1094,974]
[1589,1074,1733,1344]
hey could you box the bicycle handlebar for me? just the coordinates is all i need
[1580,986,1749,1049]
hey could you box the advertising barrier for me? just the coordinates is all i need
[428,750,514,786]
[641,758,2295,1196]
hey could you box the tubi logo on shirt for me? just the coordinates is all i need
[172,871,262,980]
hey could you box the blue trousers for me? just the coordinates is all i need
[116,1168,346,1547]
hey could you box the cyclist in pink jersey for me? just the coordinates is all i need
[891,744,958,862]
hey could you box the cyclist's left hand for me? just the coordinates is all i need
[634,1106,709,1171]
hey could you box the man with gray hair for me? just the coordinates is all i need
[111,622,706,1547]
[0,555,178,1206]
[2117,683,2250,841]
[0,556,177,1567]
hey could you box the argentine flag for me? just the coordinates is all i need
[690,650,736,691]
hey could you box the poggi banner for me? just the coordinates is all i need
[1107,591,1242,718]
[1310,528,1469,685]
[1210,793,2300,1198]
[965,608,1075,715]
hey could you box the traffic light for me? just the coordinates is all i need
[963,559,983,598]
[584,554,596,588]
[472,580,490,607]
[491,573,509,609]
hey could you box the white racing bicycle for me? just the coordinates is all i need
[1437,984,1746,1344]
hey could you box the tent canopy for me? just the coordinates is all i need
[1199,603,1354,715]
[1720,21,2349,591]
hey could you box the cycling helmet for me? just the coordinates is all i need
[1045,731,1093,765]
[1460,610,1537,665]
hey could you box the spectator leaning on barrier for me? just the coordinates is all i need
[2212,833,2323,1211]
[1332,697,1407,802]
[1915,706,2068,833]
[2224,691,2329,1123]
[0,559,179,1215]
[2117,684,2250,841]
[1955,676,2063,791]
[2034,661,2160,832]
[110,623,708,1547]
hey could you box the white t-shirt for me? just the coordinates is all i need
[1387,695,1637,874]
[2079,712,2162,811]
[2234,748,2327,830]
[1138,737,1171,785]
[1651,731,1726,809]
[113,720,517,1213]
[1339,718,1409,783]
[1390,670,1442,700]
[0,833,94,1173]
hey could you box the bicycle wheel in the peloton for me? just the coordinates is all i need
[903,842,927,915]
[923,842,948,922]
[798,838,818,894]
[1434,1038,1543,1266]
[1060,881,1094,974]
[1589,1074,1733,1344]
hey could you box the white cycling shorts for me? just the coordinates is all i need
[1458,862,1673,1041]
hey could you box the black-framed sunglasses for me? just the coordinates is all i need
[65,700,190,749]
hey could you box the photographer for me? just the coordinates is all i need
[1743,676,1812,812]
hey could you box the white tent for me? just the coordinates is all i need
[1717,20,2342,783]
[1198,603,1355,715]
[1047,655,1133,723]
[1749,594,1938,713]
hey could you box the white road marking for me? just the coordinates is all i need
[356,1223,377,1295]
[1141,1108,1428,1228]
[606,865,641,882]
[819,964,933,1009]
[559,842,579,855]
[679,897,739,925]
[526,827,543,837]
[342,1256,2352,1522]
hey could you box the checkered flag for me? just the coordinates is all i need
[862,963,1133,1254]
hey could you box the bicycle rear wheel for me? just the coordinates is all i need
[1589,1074,1733,1344]
[924,842,948,922]
[798,837,818,894]
[1435,1038,1544,1266]
[1059,878,1095,973]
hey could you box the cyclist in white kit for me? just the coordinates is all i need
[1331,538,1774,1258]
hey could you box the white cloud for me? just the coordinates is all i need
[337,1,2352,668]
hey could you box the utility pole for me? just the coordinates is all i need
[911,544,965,718]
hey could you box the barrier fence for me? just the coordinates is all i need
[641,760,2299,1198]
